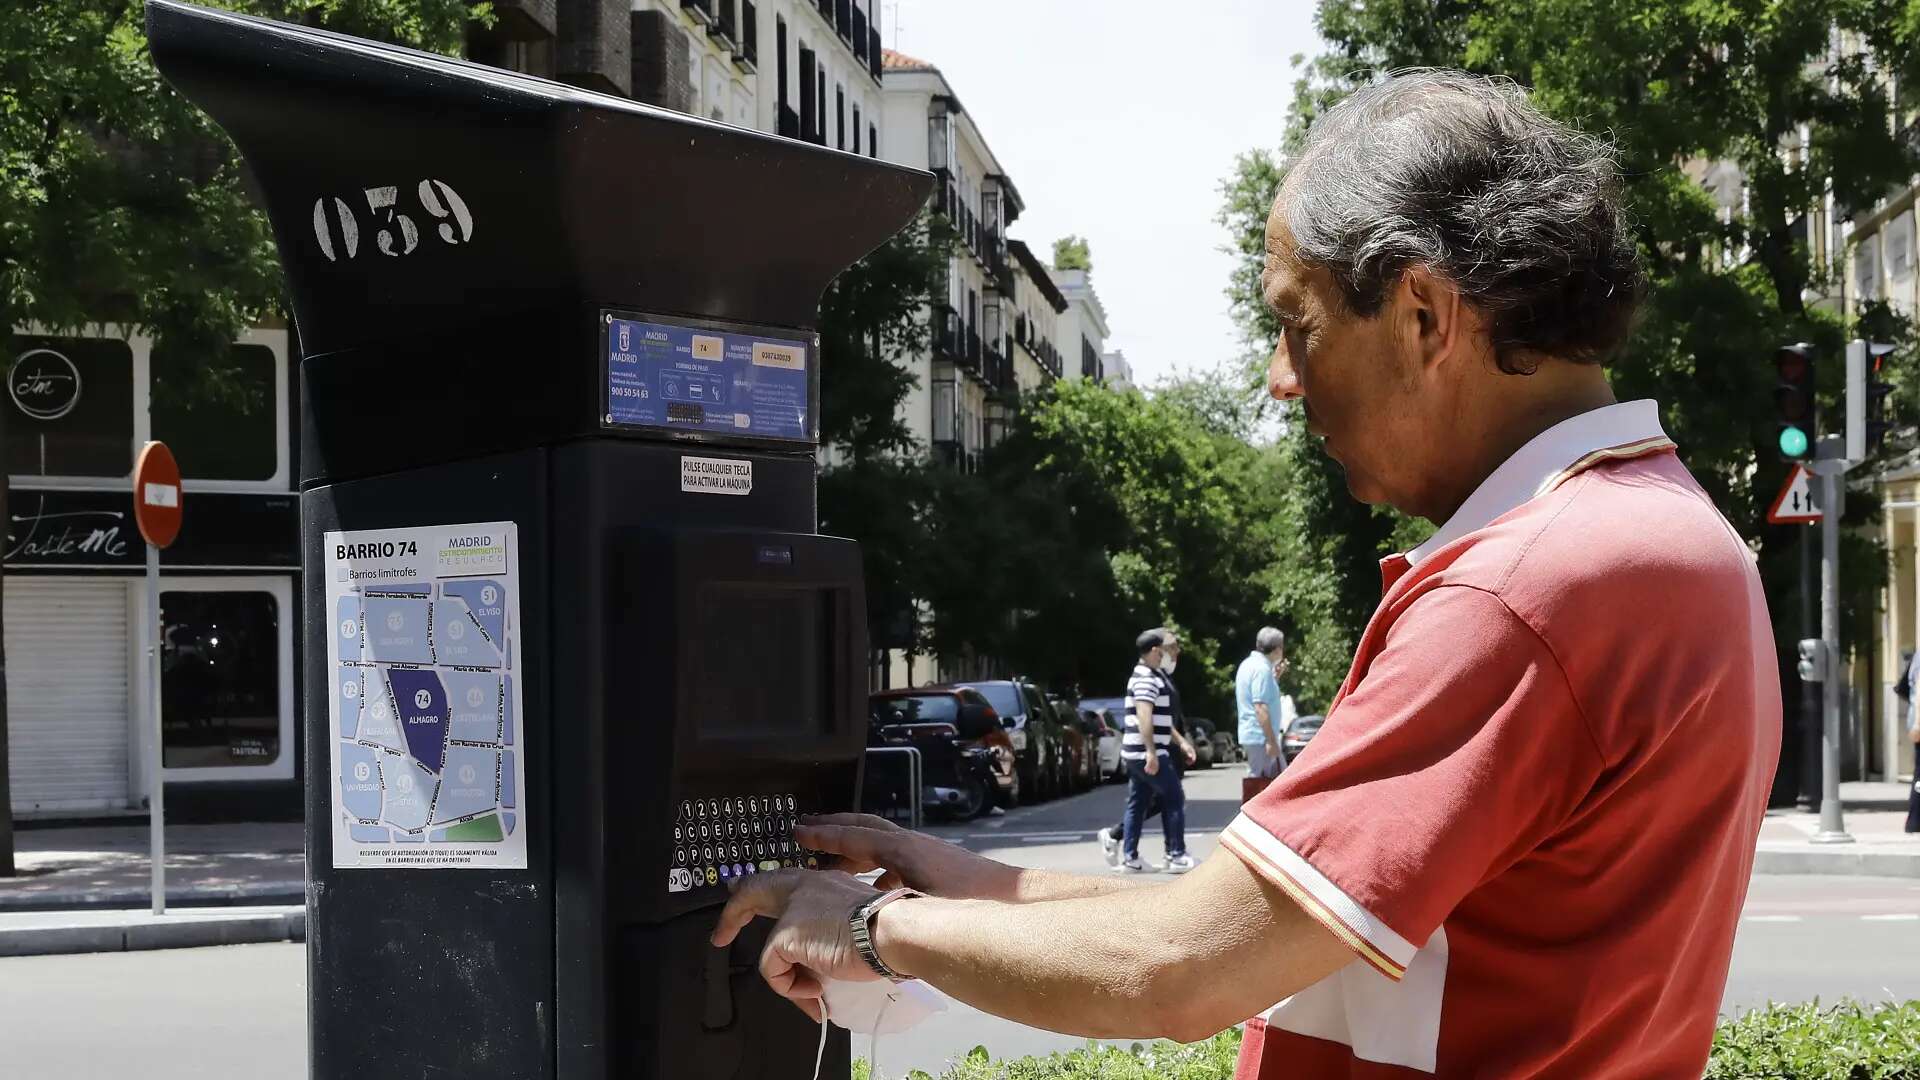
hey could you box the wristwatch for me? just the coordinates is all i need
[849,887,921,982]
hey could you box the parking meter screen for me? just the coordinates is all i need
[604,314,813,442]
[689,585,831,739]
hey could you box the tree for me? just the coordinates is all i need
[915,379,1287,718]
[1051,235,1093,273]
[0,0,485,869]
[815,211,954,668]
[1233,0,1920,778]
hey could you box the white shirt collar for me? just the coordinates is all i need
[1405,399,1671,566]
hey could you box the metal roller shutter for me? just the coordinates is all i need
[6,578,132,814]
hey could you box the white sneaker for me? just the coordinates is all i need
[1116,856,1148,873]
[1097,826,1121,868]
[1163,853,1196,874]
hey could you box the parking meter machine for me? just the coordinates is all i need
[146,4,932,1077]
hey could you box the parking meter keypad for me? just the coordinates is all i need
[670,794,821,892]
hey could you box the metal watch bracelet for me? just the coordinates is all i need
[849,887,921,982]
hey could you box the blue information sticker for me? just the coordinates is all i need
[606,317,812,441]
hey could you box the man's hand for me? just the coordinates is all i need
[1265,738,1280,761]
[711,869,883,1022]
[1144,753,1160,776]
[796,814,1022,900]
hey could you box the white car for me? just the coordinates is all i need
[1076,699,1127,780]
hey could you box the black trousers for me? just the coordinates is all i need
[1907,769,1920,834]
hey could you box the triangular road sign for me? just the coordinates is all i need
[1767,465,1822,524]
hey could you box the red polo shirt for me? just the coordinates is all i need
[1223,401,1780,1077]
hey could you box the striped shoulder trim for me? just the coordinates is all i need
[1534,435,1676,497]
[1220,815,1416,981]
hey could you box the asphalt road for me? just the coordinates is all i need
[1,766,1914,1079]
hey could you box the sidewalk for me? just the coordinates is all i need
[0,821,303,911]
[1753,780,1920,878]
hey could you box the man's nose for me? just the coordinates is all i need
[1267,338,1303,401]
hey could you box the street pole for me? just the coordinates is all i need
[1811,437,1853,843]
[148,539,167,911]
[1799,522,1820,809]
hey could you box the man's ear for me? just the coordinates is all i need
[1397,265,1468,372]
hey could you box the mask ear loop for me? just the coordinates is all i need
[812,995,830,1080]
[868,993,897,1080]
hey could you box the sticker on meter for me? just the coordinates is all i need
[324,521,527,870]
[667,868,694,893]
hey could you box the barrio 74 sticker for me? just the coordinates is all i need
[325,521,527,869]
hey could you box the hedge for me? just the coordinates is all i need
[852,1000,1920,1079]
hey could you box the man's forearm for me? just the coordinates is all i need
[1255,703,1277,747]
[1005,867,1150,902]
[871,852,1352,1042]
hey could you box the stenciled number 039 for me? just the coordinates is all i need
[311,179,474,262]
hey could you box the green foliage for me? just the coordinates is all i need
[0,0,486,373]
[1706,1000,1920,1079]
[855,1032,1244,1080]
[849,1002,1920,1079]
[1051,236,1092,273]
[820,212,955,461]
[911,379,1286,716]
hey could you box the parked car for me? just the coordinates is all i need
[1187,718,1218,769]
[1075,697,1129,780]
[1050,694,1101,791]
[869,687,1020,812]
[1210,723,1239,765]
[1282,713,1325,760]
[1078,705,1124,780]
[958,679,1068,803]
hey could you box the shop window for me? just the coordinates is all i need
[161,590,282,768]
[6,336,135,478]
[150,342,278,481]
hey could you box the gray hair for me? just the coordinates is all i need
[1282,69,1640,373]
[1255,626,1286,654]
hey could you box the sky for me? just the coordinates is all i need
[886,0,1323,388]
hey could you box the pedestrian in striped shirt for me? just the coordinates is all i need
[1119,629,1196,873]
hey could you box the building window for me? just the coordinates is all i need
[776,17,788,112]
[869,122,877,158]
[800,45,816,142]
[6,335,134,479]
[161,590,282,768]
[817,68,827,143]
[836,84,845,149]
[151,342,277,482]
[852,104,861,154]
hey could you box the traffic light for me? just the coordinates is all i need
[1775,342,1817,460]
[1844,339,1897,458]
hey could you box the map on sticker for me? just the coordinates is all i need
[325,521,527,869]
[605,315,811,441]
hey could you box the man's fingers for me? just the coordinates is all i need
[794,821,907,874]
[759,934,826,1022]
[800,812,902,834]
[711,870,802,948]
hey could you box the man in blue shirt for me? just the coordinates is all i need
[1235,627,1290,779]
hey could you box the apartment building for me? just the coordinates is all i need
[472,0,884,151]
[1052,268,1112,383]
[1008,240,1069,394]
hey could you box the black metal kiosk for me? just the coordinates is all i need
[145,4,932,1076]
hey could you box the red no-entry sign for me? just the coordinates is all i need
[133,441,183,549]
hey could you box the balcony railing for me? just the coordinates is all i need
[739,0,758,68]
[852,5,868,61]
[682,0,713,25]
[836,0,853,42]
[869,27,882,80]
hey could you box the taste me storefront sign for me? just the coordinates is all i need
[5,327,299,818]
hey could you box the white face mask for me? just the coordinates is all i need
[1159,654,1178,675]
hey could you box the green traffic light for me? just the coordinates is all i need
[1779,425,1809,458]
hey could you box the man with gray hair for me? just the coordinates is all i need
[717,70,1779,1079]
[1236,627,1292,779]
